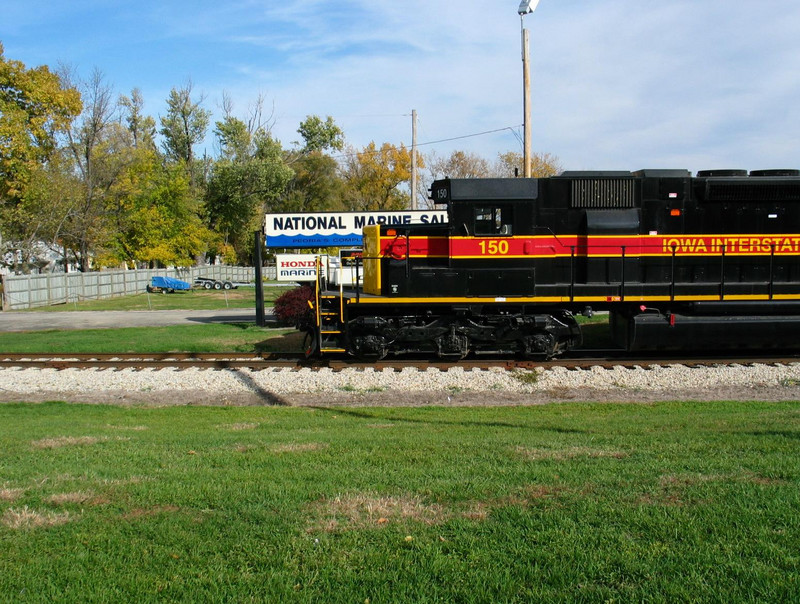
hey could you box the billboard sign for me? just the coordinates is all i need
[264,210,448,248]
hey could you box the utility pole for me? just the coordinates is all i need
[254,230,265,327]
[411,109,418,209]
[522,24,532,177]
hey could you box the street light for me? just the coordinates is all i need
[518,0,539,177]
[518,0,539,15]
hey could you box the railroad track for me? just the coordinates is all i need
[0,352,797,371]
[0,353,302,370]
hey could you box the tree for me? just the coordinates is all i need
[57,68,141,271]
[427,150,491,180]
[11,150,83,272]
[111,162,212,268]
[214,115,250,161]
[119,88,156,149]
[0,43,81,271]
[416,150,490,208]
[0,43,82,201]
[280,115,346,213]
[206,123,294,263]
[340,142,413,211]
[279,152,344,213]
[494,151,562,178]
[159,82,210,186]
[296,115,344,154]
[105,92,216,268]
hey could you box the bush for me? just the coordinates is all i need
[273,285,315,329]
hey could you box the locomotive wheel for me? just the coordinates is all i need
[302,331,318,358]
[347,334,389,360]
[520,332,557,359]
[434,326,470,360]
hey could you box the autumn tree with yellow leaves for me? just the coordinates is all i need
[0,42,82,270]
[340,142,417,211]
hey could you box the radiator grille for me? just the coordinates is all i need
[703,181,800,203]
[571,179,636,208]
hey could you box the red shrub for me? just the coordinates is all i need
[273,285,315,329]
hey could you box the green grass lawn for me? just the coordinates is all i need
[1,401,798,602]
[3,284,303,354]
[24,284,290,312]
[0,324,303,354]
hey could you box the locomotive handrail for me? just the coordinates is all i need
[570,246,576,302]
[563,240,787,303]
[769,244,776,300]
[315,256,322,353]
[670,245,676,302]
[406,232,411,279]
[355,257,361,303]
[531,226,573,250]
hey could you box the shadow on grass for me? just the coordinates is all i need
[223,322,257,330]
[254,331,304,354]
[307,405,586,432]
[187,315,256,325]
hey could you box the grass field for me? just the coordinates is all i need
[0,324,303,354]
[24,285,290,312]
[3,284,303,354]
[1,401,798,602]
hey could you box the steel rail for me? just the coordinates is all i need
[0,352,796,371]
[0,353,303,370]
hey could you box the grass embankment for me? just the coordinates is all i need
[1,401,798,601]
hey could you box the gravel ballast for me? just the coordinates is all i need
[1,363,799,406]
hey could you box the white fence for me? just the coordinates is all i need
[0,265,276,310]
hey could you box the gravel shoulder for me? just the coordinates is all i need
[2,363,799,407]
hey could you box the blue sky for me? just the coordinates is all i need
[3,0,800,173]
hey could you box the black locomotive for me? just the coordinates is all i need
[308,169,800,359]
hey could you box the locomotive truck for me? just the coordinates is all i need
[306,169,800,359]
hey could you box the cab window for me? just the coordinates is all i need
[474,206,513,236]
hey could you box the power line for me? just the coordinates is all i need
[414,125,522,148]
[330,124,522,160]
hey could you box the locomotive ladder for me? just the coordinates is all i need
[313,258,346,354]
[318,296,345,353]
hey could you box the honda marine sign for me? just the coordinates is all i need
[264,210,448,248]
[275,254,322,282]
